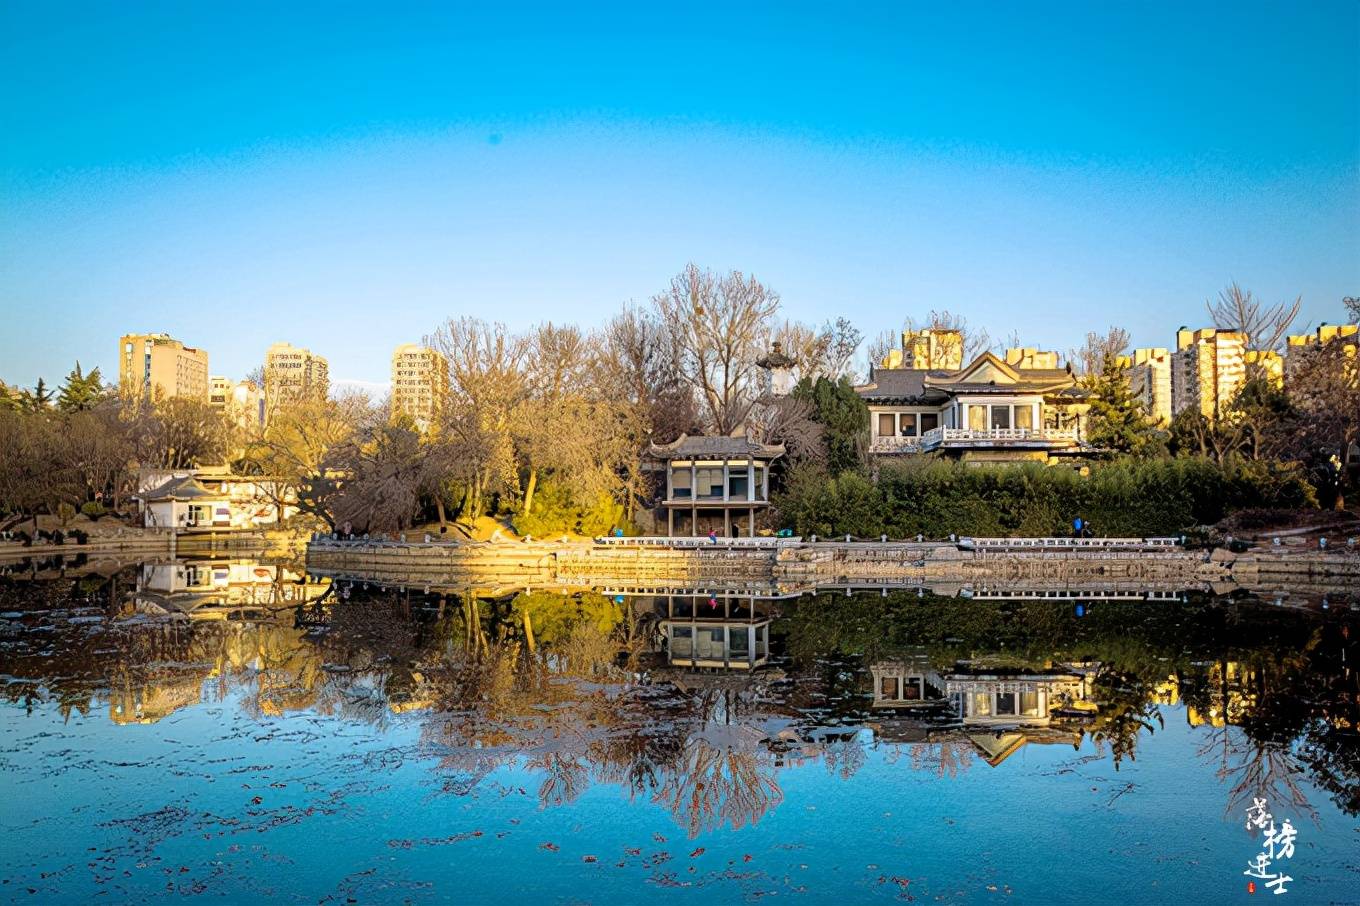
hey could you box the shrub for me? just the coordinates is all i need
[774,455,1318,539]
[80,501,107,520]
[513,478,631,539]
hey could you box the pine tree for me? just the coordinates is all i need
[57,362,106,412]
[19,378,53,412]
[1085,358,1159,456]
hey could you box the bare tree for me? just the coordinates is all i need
[865,328,897,373]
[429,317,526,520]
[1071,326,1132,377]
[1206,282,1301,352]
[905,309,992,364]
[652,264,780,435]
[1345,296,1359,324]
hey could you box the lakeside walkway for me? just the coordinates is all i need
[303,534,1360,599]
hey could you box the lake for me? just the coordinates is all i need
[1,556,1357,904]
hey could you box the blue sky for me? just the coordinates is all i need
[2,1,1357,391]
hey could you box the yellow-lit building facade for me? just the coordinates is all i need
[390,343,448,433]
[264,342,329,402]
[118,333,210,400]
[209,376,266,432]
[1171,327,1246,422]
[1126,347,1173,425]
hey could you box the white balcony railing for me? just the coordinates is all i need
[918,427,1079,449]
[868,436,924,454]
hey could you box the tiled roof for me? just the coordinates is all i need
[142,476,220,501]
[855,368,953,403]
[647,434,785,460]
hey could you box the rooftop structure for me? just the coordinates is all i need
[1171,327,1246,422]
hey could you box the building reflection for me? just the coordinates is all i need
[2,574,1356,829]
[654,594,772,670]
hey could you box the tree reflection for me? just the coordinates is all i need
[2,569,1357,835]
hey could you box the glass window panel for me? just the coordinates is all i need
[879,676,900,699]
[696,467,724,499]
[728,473,749,498]
[671,626,693,657]
[899,413,917,436]
[671,467,692,499]
[903,678,922,700]
[972,691,992,716]
[730,627,751,655]
[920,413,939,432]
[991,407,1011,429]
[877,413,896,437]
[996,692,1017,715]
[968,406,987,430]
[1015,406,1034,429]
[697,627,725,659]
[1020,691,1041,716]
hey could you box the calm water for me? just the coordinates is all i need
[1,557,1358,904]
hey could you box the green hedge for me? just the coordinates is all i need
[774,456,1316,539]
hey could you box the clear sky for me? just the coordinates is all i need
[2,1,1357,393]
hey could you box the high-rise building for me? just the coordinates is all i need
[1126,347,1173,426]
[894,328,964,370]
[118,333,209,400]
[390,343,448,432]
[1285,323,1359,384]
[209,376,266,432]
[1003,347,1060,369]
[264,342,329,403]
[1171,327,1246,422]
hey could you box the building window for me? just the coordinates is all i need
[899,413,917,437]
[991,406,1011,430]
[877,413,895,437]
[903,677,922,700]
[1020,691,1041,717]
[920,413,939,432]
[968,406,987,431]
[880,676,900,700]
[695,467,724,499]
[671,467,692,499]
[671,626,693,657]
[728,471,749,499]
[972,691,992,717]
[996,692,1017,715]
[1015,406,1034,430]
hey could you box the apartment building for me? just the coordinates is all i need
[1126,347,1173,426]
[208,376,266,432]
[1171,327,1246,421]
[118,333,210,400]
[390,343,448,432]
[264,342,329,403]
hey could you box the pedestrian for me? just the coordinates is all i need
[707,529,717,544]
[1073,516,1084,539]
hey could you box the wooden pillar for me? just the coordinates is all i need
[747,457,755,502]
[748,505,754,537]
[667,507,674,537]
[723,508,731,538]
[722,457,729,502]
[691,503,697,537]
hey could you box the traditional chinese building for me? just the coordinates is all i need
[655,594,772,670]
[648,434,784,537]
[855,348,1092,463]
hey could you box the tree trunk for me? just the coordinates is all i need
[435,495,447,529]
[522,607,536,653]
[522,469,538,516]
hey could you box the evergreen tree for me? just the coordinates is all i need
[1085,358,1159,456]
[57,362,106,412]
[19,378,53,412]
[793,375,869,474]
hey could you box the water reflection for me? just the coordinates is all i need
[2,558,1357,838]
